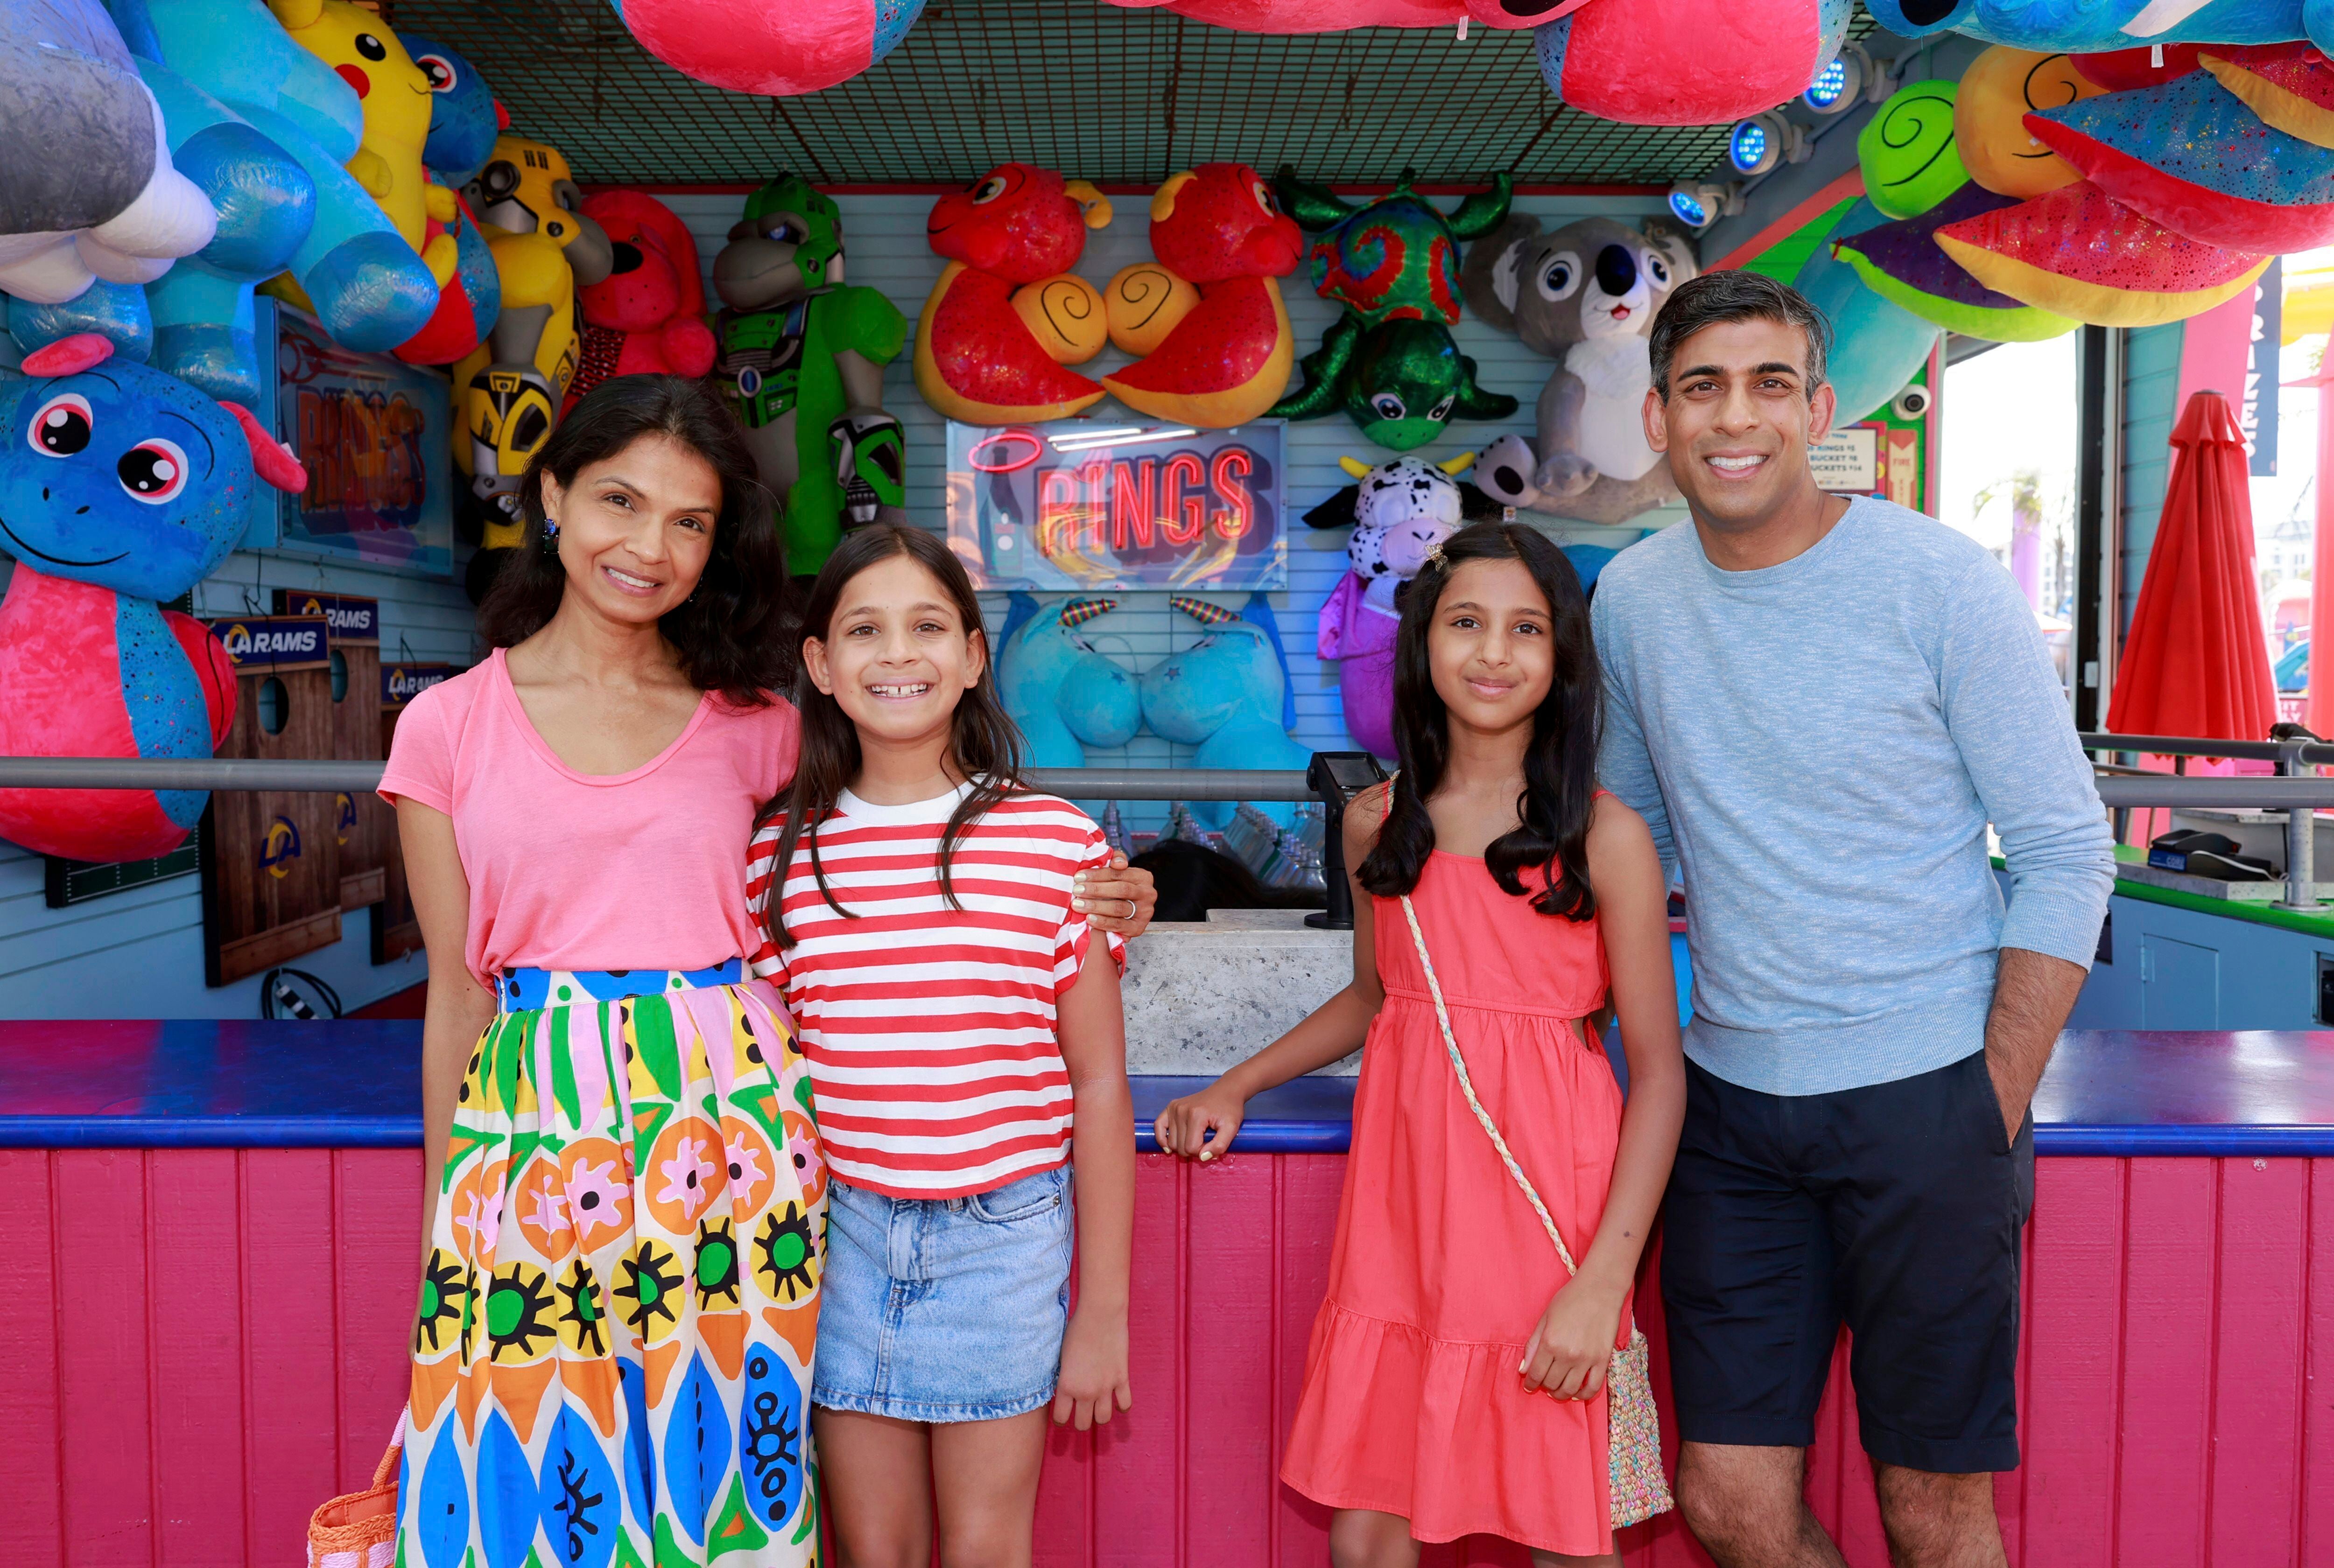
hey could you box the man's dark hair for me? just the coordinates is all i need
[1648,270,1833,401]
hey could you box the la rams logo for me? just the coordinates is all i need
[260,815,302,879]
[334,791,356,847]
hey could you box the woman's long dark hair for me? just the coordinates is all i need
[476,375,793,706]
[1357,520,1603,920]
[758,525,1027,950]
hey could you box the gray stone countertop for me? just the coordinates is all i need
[1122,907,1360,1078]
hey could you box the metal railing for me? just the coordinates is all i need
[2080,731,2332,910]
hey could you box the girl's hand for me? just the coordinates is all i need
[1154,1081,1246,1161]
[1519,1276,1624,1401]
[1075,853,1157,938]
[1052,1303,1132,1430]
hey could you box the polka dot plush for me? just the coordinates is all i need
[2025,70,2334,252]
[1832,184,2078,341]
[1933,179,2271,328]
[2200,44,2334,149]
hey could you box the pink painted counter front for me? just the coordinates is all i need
[2,1024,2332,1566]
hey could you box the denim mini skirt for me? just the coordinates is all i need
[812,1163,1075,1422]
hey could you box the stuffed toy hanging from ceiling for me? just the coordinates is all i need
[1535,0,1852,126]
[387,29,501,367]
[0,333,305,862]
[1859,0,2318,54]
[612,0,928,95]
[1099,162,1304,428]
[2200,43,2334,145]
[564,191,717,411]
[914,163,1116,425]
[1458,213,1697,522]
[1269,168,1518,451]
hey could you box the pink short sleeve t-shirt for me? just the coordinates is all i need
[378,648,799,986]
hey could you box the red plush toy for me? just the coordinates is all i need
[562,190,717,413]
[1101,163,1304,428]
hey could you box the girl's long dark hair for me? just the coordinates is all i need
[1357,520,1603,920]
[758,525,1027,949]
[476,375,793,706]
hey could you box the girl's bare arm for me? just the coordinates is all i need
[1053,938,1134,1429]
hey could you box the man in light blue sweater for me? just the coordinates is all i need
[1594,272,2113,1568]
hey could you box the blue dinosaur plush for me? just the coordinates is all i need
[996,593,1142,772]
[1863,0,2318,52]
[1139,595,1313,829]
[0,331,305,860]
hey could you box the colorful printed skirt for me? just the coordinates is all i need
[398,967,828,1568]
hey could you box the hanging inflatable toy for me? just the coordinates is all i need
[0,333,304,862]
[2025,69,2334,252]
[1270,169,1517,451]
[914,164,1115,425]
[1459,212,1697,523]
[401,30,500,185]
[712,174,908,577]
[1535,0,1851,127]
[1954,47,2105,198]
[1099,162,1303,428]
[1860,0,2317,54]
[1859,80,1970,220]
[387,30,502,366]
[138,0,438,353]
[1306,454,1490,761]
[563,191,717,411]
[611,0,929,96]
[1833,184,2079,341]
[995,596,1142,772]
[1796,198,1945,423]
[2200,44,2334,145]
[0,0,217,305]
[1139,596,1313,829]
[1934,180,2271,328]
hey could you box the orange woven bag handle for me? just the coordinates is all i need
[306,1425,402,1568]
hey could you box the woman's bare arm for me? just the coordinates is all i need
[397,798,496,1270]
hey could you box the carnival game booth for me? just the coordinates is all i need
[7,0,2334,1562]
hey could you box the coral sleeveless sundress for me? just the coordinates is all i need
[1279,848,1628,1558]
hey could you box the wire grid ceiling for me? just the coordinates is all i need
[383,0,1876,187]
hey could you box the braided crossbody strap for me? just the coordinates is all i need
[1399,893,1580,1276]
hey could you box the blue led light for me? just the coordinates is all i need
[1804,58,1849,109]
[1729,120,1771,174]
[1669,189,1710,227]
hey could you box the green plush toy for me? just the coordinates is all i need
[711,174,908,577]
[1269,168,1519,451]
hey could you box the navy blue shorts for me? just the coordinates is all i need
[1660,1050,2034,1474]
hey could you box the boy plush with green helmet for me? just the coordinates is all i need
[712,174,908,576]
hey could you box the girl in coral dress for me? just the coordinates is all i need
[1158,521,1686,1565]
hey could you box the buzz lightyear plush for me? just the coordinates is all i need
[711,175,908,577]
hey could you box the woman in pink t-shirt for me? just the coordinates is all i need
[378,377,1154,1567]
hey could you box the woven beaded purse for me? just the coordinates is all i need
[1399,894,1675,1530]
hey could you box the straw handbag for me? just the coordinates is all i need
[306,1428,401,1568]
[1399,894,1674,1529]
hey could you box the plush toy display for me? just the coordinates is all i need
[996,595,1142,771]
[1099,163,1303,428]
[1934,179,2273,327]
[1861,0,2316,53]
[139,0,438,353]
[713,174,908,577]
[0,0,217,305]
[2025,69,2334,252]
[1306,454,1489,760]
[0,333,303,861]
[1860,80,1970,219]
[386,30,502,366]
[563,191,715,411]
[1535,0,1851,126]
[1270,169,1516,450]
[1795,198,1944,422]
[612,0,929,97]
[1833,183,2079,341]
[1459,211,1696,524]
[401,29,499,184]
[914,163,1115,425]
[1139,595,1313,827]
[2069,44,2206,91]
[1954,47,2103,197]
[2202,44,2334,146]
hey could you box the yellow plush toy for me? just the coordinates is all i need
[266,0,457,286]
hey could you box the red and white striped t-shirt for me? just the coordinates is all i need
[745,783,1125,1200]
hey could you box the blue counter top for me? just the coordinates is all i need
[3,1022,2333,1155]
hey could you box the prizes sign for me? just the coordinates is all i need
[945,420,1287,591]
[274,307,453,577]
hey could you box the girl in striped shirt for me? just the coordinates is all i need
[745,525,1133,1565]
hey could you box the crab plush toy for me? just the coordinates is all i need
[0,333,305,861]
[1099,162,1304,428]
[914,164,1115,424]
[562,190,716,413]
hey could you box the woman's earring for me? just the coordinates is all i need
[540,519,560,555]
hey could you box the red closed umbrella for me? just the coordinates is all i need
[2104,390,2278,742]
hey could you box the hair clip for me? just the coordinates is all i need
[1422,542,1448,571]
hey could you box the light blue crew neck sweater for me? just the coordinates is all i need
[1591,496,2116,1097]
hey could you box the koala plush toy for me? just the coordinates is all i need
[1460,215,1698,526]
